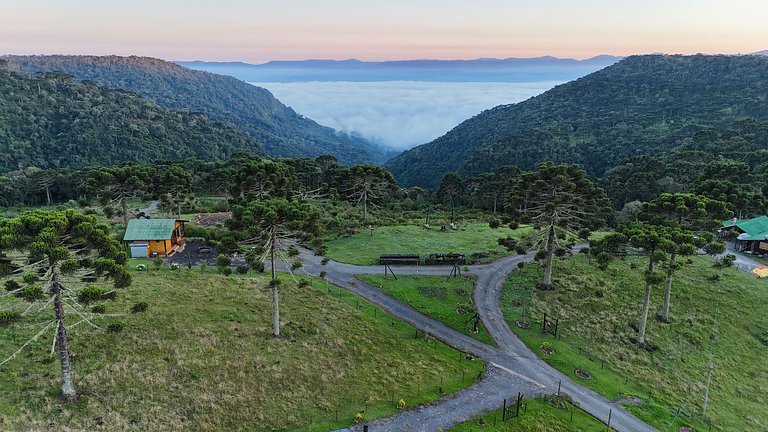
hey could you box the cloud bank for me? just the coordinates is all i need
[252,81,561,150]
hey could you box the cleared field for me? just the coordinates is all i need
[0,270,483,431]
[502,254,768,432]
[359,274,494,345]
[325,223,535,265]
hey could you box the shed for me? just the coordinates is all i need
[123,219,186,258]
[719,215,768,254]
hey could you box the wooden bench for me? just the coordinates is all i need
[379,254,421,265]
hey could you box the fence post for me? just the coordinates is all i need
[502,399,507,421]
[557,380,561,396]
[607,408,612,431]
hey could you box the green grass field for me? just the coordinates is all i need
[0,270,483,431]
[325,223,535,265]
[502,254,768,432]
[449,396,609,431]
[359,275,494,345]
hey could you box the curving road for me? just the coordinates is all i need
[289,247,658,432]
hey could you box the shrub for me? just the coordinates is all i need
[321,257,330,265]
[249,260,265,273]
[489,219,501,229]
[91,305,106,314]
[236,265,249,275]
[22,273,38,283]
[221,267,233,276]
[515,244,528,255]
[78,286,108,304]
[21,285,44,302]
[319,271,327,279]
[0,310,20,325]
[291,260,303,270]
[517,262,525,269]
[508,221,520,230]
[106,321,124,333]
[216,253,231,271]
[5,280,21,292]
[153,256,164,271]
[298,280,310,288]
[131,301,149,313]
[287,245,300,257]
[170,263,181,271]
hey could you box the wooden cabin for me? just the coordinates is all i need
[123,219,186,258]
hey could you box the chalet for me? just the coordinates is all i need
[719,216,768,255]
[123,219,186,258]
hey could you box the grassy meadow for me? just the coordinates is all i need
[0,269,483,431]
[325,222,535,265]
[502,254,768,432]
[359,275,494,345]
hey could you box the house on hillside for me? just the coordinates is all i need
[719,216,768,255]
[123,219,187,258]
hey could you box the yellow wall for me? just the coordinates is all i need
[149,240,172,256]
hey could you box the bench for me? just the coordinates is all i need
[379,254,421,265]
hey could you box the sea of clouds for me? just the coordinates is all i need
[251,81,562,150]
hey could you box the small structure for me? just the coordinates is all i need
[379,254,421,266]
[123,219,186,258]
[719,216,768,255]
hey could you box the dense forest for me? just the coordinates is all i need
[0,64,262,171]
[3,55,391,165]
[386,54,768,188]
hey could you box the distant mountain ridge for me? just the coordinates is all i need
[3,55,391,165]
[384,54,768,189]
[177,55,622,83]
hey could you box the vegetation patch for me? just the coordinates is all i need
[0,271,482,431]
[359,275,494,346]
[502,254,768,432]
[326,223,533,265]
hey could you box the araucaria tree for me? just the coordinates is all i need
[228,160,298,204]
[83,165,155,226]
[157,165,195,219]
[437,173,464,226]
[507,163,611,289]
[228,199,321,338]
[642,193,730,322]
[0,210,131,401]
[344,164,397,221]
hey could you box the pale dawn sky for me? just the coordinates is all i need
[1,0,766,62]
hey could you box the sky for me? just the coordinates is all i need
[1,0,767,62]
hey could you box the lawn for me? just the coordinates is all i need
[449,396,609,431]
[0,270,483,431]
[325,222,535,265]
[502,254,768,432]
[359,275,494,345]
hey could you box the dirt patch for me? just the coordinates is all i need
[617,394,643,406]
[575,369,591,380]
[194,212,232,227]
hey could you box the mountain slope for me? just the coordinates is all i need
[3,55,389,165]
[385,54,768,188]
[0,65,260,171]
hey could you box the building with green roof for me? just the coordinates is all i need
[123,219,186,258]
[719,215,768,255]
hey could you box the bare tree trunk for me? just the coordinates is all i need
[121,195,129,227]
[450,201,456,226]
[542,224,556,286]
[270,229,280,338]
[492,195,497,214]
[52,263,77,402]
[637,259,655,345]
[363,190,367,221]
[660,251,676,322]
[45,185,52,206]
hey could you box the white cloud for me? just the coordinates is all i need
[251,81,561,149]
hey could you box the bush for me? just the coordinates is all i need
[319,271,327,279]
[236,265,249,274]
[515,244,528,255]
[5,280,21,292]
[91,305,106,314]
[221,267,233,276]
[291,260,303,270]
[131,301,149,313]
[78,286,108,304]
[298,279,311,288]
[106,321,124,333]
[170,262,181,271]
[153,256,164,271]
[517,262,525,268]
[287,245,300,257]
[508,221,520,230]
[0,310,20,325]
[249,260,265,273]
[22,273,38,283]
[489,219,501,229]
[321,257,330,265]
[21,285,44,302]
[216,253,231,270]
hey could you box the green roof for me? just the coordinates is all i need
[123,219,177,241]
[722,215,768,241]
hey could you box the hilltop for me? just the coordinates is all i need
[0,66,260,172]
[385,54,768,188]
[3,55,390,165]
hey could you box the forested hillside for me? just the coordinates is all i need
[3,55,390,165]
[0,65,261,171]
[385,55,768,188]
